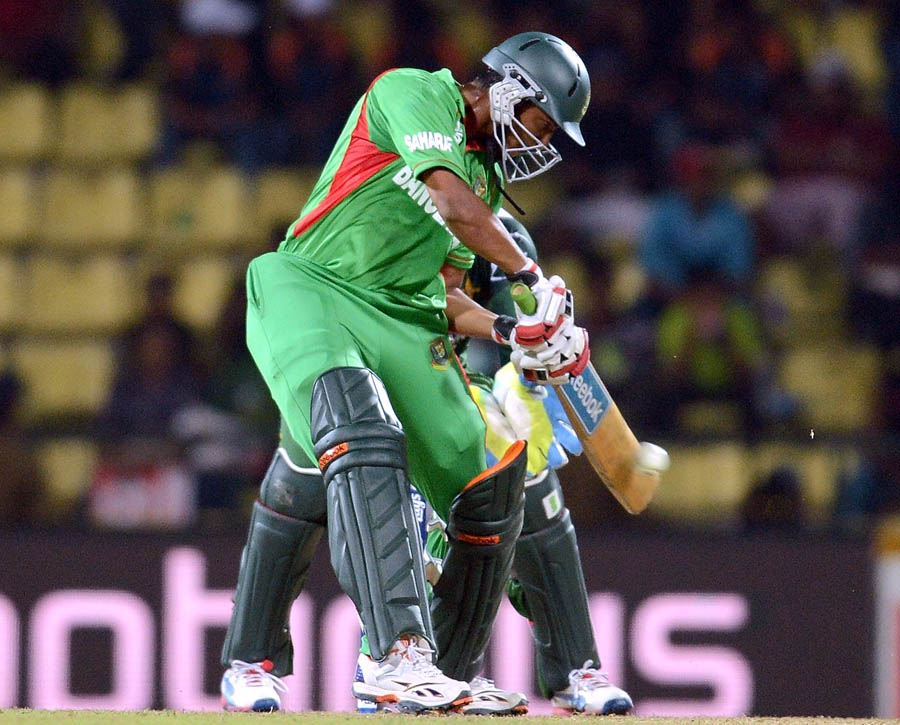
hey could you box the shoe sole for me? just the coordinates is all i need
[552,698,633,716]
[353,687,472,714]
[221,695,280,713]
[458,703,529,716]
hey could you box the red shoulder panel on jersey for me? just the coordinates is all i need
[291,70,400,239]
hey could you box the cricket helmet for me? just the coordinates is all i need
[482,32,590,181]
[497,208,537,261]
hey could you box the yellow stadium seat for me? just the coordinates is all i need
[0,167,36,245]
[253,168,320,245]
[0,254,23,330]
[779,345,881,432]
[149,167,252,249]
[541,252,595,318]
[56,84,111,162]
[114,85,159,160]
[42,168,143,248]
[0,83,52,161]
[173,256,238,330]
[37,438,100,517]
[23,254,137,333]
[650,442,748,521]
[831,7,886,92]
[607,257,646,314]
[757,257,845,344]
[747,441,844,523]
[56,83,158,163]
[12,339,115,420]
[677,400,744,436]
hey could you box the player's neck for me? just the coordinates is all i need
[459,83,492,142]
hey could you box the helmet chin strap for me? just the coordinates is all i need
[485,137,527,215]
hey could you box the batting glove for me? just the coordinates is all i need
[511,326,590,385]
[506,260,573,350]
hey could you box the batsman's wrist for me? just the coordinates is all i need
[506,258,541,288]
[491,315,517,346]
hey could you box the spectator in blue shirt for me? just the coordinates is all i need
[639,143,753,305]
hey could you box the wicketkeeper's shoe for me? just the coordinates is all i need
[221,659,288,712]
[352,635,471,713]
[457,674,528,715]
[550,661,633,715]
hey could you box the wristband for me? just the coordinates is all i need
[491,315,517,346]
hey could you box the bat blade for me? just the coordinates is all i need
[508,281,664,513]
[558,363,661,514]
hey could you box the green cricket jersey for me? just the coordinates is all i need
[279,68,501,318]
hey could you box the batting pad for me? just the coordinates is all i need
[432,441,527,680]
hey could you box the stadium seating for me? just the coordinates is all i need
[650,442,748,521]
[747,441,845,523]
[253,168,320,244]
[0,167,36,246]
[37,438,100,517]
[0,254,22,331]
[42,168,143,248]
[0,75,882,528]
[12,339,115,422]
[172,256,239,331]
[780,344,881,432]
[56,84,159,164]
[148,167,252,249]
[23,255,137,333]
[0,83,52,161]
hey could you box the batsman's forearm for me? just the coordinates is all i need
[423,168,527,275]
[445,288,497,338]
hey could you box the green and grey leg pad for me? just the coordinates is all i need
[311,367,433,661]
[432,442,527,681]
[515,468,600,697]
[222,446,326,676]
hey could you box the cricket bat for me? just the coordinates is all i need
[511,284,669,514]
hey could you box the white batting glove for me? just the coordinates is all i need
[511,325,590,385]
[507,260,573,350]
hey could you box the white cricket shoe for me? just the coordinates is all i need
[551,661,633,715]
[221,659,288,712]
[458,674,528,715]
[352,635,471,713]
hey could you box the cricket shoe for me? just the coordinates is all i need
[352,635,471,713]
[550,661,633,715]
[221,659,287,712]
[456,675,528,715]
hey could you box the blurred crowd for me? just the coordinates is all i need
[1,0,899,533]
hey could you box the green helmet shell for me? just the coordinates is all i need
[497,208,537,261]
[483,32,590,146]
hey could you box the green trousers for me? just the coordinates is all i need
[245,251,487,520]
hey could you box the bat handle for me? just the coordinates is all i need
[510,282,537,315]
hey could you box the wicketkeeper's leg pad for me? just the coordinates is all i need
[432,440,527,681]
[222,448,325,676]
[311,367,433,661]
[515,468,600,697]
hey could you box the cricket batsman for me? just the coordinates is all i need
[221,210,632,715]
[222,31,593,714]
